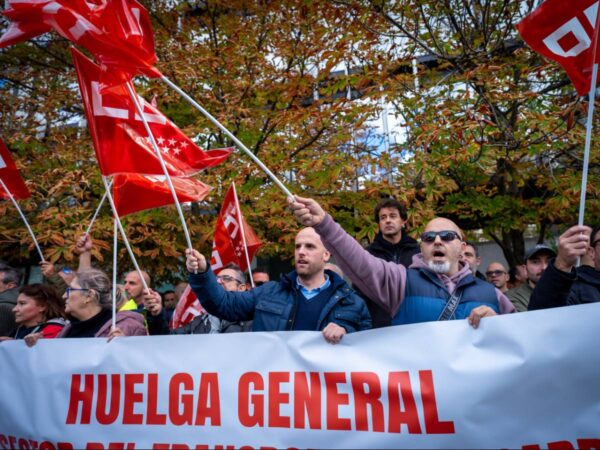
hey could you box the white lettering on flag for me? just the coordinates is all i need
[211,246,223,271]
[91,82,128,119]
[223,212,239,240]
[543,2,598,57]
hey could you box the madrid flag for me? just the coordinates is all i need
[517,0,600,95]
[210,184,261,273]
[0,137,30,200]
[72,48,232,176]
[0,0,160,84]
[112,174,212,217]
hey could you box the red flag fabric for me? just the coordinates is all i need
[0,0,160,84]
[210,185,261,273]
[517,0,600,95]
[112,173,212,217]
[170,284,206,329]
[0,137,30,200]
[72,48,233,176]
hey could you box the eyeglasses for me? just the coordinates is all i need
[420,230,462,243]
[216,274,243,285]
[486,270,507,277]
[65,287,89,297]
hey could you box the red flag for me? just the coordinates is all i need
[112,173,212,217]
[72,48,233,176]
[210,185,261,273]
[170,284,206,329]
[0,137,30,200]
[0,0,160,84]
[517,0,600,95]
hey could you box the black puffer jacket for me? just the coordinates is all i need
[529,260,600,310]
[358,232,419,328]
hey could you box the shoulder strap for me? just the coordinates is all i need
[437,289,463,321]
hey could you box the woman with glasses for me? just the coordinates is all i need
[0,284,66,342]
[56,269,147,339]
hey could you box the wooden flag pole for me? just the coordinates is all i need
[161,76,294,198]
[0,178,44,261]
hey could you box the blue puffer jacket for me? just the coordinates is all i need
[189,269,372,333]
[392,268,500,325]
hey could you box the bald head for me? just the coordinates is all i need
[124,270,151,304]
[420,217,465,276]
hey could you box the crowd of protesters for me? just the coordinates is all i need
[1,196,598,346]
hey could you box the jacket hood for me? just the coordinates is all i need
[577,265,600,286]
[373,231,419,250]
[115,310,145,325]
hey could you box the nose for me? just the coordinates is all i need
[541,260,549,271]
[433,234,443,244]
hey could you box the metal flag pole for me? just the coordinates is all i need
[112,217,118,330]
[161,76,294,198]
[0,178,44,261]
[232,182,255,288]
[101,176,150,293]
[125,83,194,252]
[85,179,113,235]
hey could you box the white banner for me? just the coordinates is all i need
[1,303,599,450]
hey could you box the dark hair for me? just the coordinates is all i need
[465,241,480,257]
[19,284,66,321]
[0,267,22,286]
[221,263,247,284]
[373,197,408,223]
[591,225,600,244]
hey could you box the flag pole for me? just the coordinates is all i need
[86,179,112,235]
[232,182,255,288]
[160,76,294,198]
[112,216,118,330]
[0,178,44,262]
[578,5,600,230]
[125,83,194,252]
[101,176,150,293]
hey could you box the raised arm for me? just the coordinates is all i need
[288,195,407,317]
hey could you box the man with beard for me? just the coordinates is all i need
[288,196,515,327]
[360,198,419,328]
[184,227,371,343]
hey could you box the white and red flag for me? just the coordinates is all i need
[0,0,160,85]
[517,0,600,95]
[170,284,206,329]
[112,174,211,217]
[0,137,30,200]
[71,47,233,176]
[210,184,261,273]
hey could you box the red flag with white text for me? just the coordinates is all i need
[72,48,233,176]
[0,0,160,85]
[170,284,206,329]
[0,137,30,200]
[210,185,261,273]
[517,0,600,95]
[112,174,211,217]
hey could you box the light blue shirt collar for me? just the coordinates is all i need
[296,274,331,300]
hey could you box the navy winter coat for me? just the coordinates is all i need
[189,269,372,333]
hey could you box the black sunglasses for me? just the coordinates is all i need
[420,230,462,243]
[254,281,266,287]
[486,270,506,277]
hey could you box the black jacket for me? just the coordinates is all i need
[529,260,600,310]
[358,232,419,328]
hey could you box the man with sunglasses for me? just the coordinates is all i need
[288,196,515,328]
[184,227,371,344]
[251,268,270,289]
[485,262,510,293]
[529,224,600,310]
